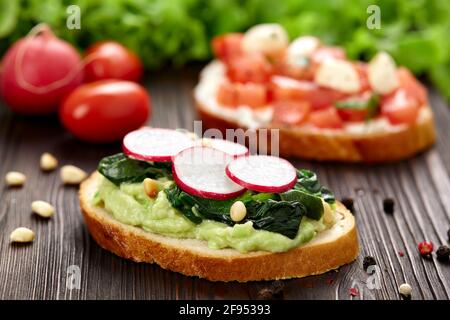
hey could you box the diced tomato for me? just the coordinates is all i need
[397,67,427,105]
[217,82,236,107]
[272,100,311,125]
[235,83,267,108]
[307,107,344,129]
[354,62,371,92]
[311,46,346,65]
[337,107,367,122]
[227,54,273,83]
[217,82,267,108]
[211,33,244,61]
[381,89,420,125]
[270,76,345,109]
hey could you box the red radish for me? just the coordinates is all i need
[226,155,297,193]
[123,128,194,162]
[172,146,245,200]
[200,138,249,157]
[0,24,83,114]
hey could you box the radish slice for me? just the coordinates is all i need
[172,146,245,200]
[123,127,194,162]
[226,155,297,193]
[200,138,249,157]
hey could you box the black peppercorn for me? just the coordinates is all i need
[363,256,376,271]
[257,280,285,300]
[341,198,354,213]
[436,245,450,262]
[383,198,395,214]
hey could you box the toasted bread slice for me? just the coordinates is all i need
[194,61,436,163]
[79,172,359,282]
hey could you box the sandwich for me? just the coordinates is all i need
[194,23,436,162]
[79,127,358,282]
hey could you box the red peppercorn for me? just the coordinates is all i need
[418,241,433,259]
[349,287,359,296]
[398,251,405,257]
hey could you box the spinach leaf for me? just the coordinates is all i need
[164,186,304,239]
[98,153,172,185]
[245,200,305,239]
[295,169,335,205]
[280,189,323,220]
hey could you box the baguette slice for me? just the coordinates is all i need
[79,172,359,282]
[195,61,436,163]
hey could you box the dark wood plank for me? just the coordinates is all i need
[0,65,449,300]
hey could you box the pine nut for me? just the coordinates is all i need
[201,138,212,148]
[5,171,26,187]
[399,283,412,297]
[143,178,159,198]
[10,227,35,243]
[40,153,58,171]
[60,165,87,185]
[31,200,55,218]
[230,201,247,222]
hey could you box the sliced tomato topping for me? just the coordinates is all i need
[397,67,427,105]
[272,100,311,125]
[307,107,344,129]
[381,89,420,125]
[226,54,273,83]
[270,76,345,109]
[217,82,267,108]
[212,33,244,61]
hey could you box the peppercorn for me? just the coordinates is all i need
[383,198,395,214]
[363,256,376,271]
[436,245,450,262]
[341,198,354,213]
[349,287,359,297]
[257,280,285,300]
[418,241,433,259]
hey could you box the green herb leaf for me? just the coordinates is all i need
[335,94,380,121]
[98,153,172,185]
[280,189,323,220]
[295,169,335,205]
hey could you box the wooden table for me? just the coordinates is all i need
[1,66,449,300]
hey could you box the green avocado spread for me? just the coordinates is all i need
[93,153,337,253]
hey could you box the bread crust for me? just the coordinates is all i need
[79,173,359,282]
[196,102,436,163]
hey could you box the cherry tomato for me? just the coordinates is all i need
[381,89,420,125]
[217,82,267,108]
[270,76,345,109]
[308,107,344,129]
[212,33,244,61]
[397,67,427,105]
[227,54,273,83]
[272,100,311,125]
[60,80,150,142]
[84,41,143,82]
